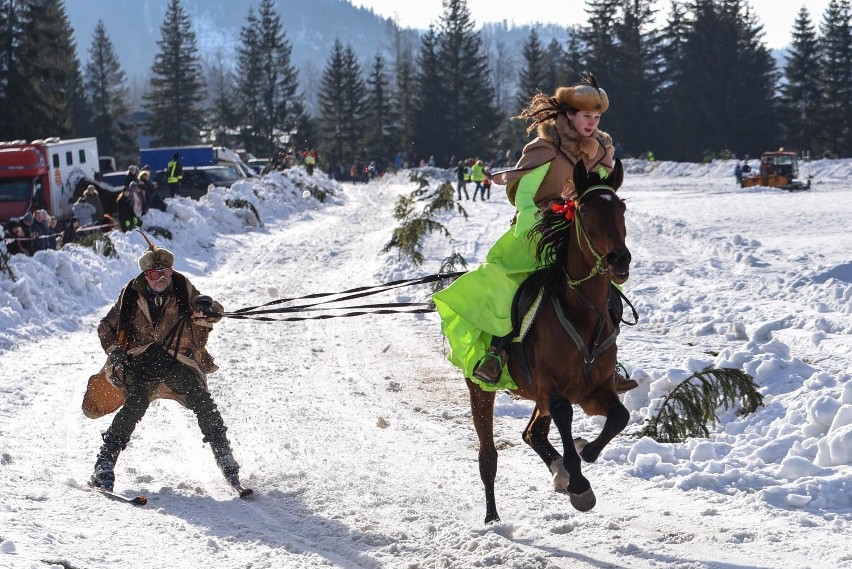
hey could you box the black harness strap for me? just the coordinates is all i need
[221,272,464,319]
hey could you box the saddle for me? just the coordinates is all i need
[507,271,627,389]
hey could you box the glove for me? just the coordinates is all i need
[107,347,129,368]
[193,295,218,317]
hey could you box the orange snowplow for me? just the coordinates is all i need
[741,150,811,191]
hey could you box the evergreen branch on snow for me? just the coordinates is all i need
[637,366,763,443]
[76,232,117,258]
[382,176,467,267]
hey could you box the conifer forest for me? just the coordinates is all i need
[0,0,849,169]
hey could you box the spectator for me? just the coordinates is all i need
[471,159,486,201]
[140,168,166,211]
[482,171,493,200]
[303,148,318,176]
[130,179,145,218]
[62,217,80,246]
[734,162,743,186]
[83,185,105,223]
[167,153,183,197]
[30,209,52,252]
[73,196,97,227]
[47,216,59,250]
[6,222,30,256]
[455,161,469,201]
[18,213,34,255]
[124,165,139,189]
[116,184,142,232]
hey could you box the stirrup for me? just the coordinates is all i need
[615,362,638,393]
[473,350,505,384]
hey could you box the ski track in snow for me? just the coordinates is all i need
[1,161,850,568]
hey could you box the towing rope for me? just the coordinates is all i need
[215,271,465,322]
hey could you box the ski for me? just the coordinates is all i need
[88,483,148,506]
[232,484,254,499]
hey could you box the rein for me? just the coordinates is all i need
[215,272,465,322]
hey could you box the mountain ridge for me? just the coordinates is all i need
[66,0,569,81]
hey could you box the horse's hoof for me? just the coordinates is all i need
[549,457,570,492]
[485,512,501,524]
[569,488,597,512]
[573,438,589,461]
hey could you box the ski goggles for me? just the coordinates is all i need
[144,267,173,280]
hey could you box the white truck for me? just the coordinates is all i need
[0,137,100,222]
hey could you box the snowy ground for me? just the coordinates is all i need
[0,159,850,569]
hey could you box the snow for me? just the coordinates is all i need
[1,158,851,568]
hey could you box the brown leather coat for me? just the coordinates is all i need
[83,272,223,418]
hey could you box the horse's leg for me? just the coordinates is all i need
[548,390,596,512]
[577,398,629,463]
[522,408,569,492]
[466,379,500,524]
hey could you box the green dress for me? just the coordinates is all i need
[433,163,550,391]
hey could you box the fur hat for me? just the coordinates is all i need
[136,230,174,271]
[554,72,609,114]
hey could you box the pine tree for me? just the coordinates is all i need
[0,0,27,136]
[413,27,444,164]
[563,27,584,83]
[781,7,821,157]
[393,46,417,167]
[655,0,691,159]
[363,53,398,164]
[728,1,779,156]
[236,7,263,153]
[517,28,547,112]
[818,0,852,157]
[666,0,777,161]
[13,0,81,139]
[610,0,659,160]
[143,0,206,147]
[251,0,307,157]
[340,44,367,162]
[206,56,239,148]
[543,37,570,96]
[489,33,516,116]
[84,20,137,168]
[423,0,499,162]
[318,40,365,168]
[578,0,621,91]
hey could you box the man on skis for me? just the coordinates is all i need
[87,235,248,496]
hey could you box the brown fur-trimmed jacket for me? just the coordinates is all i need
[493,113,615,206]
[83,272,223,418]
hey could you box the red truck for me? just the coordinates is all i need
[0,137,100,222]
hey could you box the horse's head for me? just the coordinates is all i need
[569,159,631,284]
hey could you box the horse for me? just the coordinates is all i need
[467,158,631,524]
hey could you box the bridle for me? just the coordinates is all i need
[562,184,620,288]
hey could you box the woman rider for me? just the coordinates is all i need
[433,72,637,392]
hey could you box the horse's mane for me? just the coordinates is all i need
[530,200,575,295]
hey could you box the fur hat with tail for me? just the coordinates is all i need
[137,230,175,271]
[554,72,609,114]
